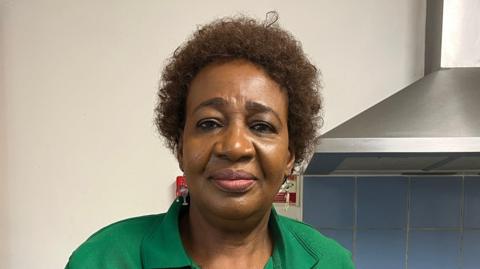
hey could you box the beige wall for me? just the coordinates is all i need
[1,2,7,263]
[442,0,480,67]
[0,1,425,268]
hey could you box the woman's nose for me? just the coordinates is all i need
[214,123,254,162]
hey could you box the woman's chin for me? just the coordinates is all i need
[207,197,271,222]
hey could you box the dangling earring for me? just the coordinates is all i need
[179,186,189,206]
[175,176,189,206]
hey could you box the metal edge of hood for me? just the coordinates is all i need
[316,137,480,153]
[318,67,480,152]
[306,67,480,175]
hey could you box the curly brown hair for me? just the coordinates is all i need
[155,13,322,169]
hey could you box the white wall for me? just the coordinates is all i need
[0,1,425,268]
[442,0,480,67]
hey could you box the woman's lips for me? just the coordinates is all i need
[210,169,256,193]
[213,179,255,193]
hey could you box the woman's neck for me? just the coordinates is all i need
[180,203,273,269]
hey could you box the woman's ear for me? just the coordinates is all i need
[285,146,295,176]
[176,132,184,172]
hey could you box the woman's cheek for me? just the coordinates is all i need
[183,139,212,172]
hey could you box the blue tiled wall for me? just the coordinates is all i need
[303,176,480,269]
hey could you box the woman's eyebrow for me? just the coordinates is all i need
[192,98,282,122]
[193,97,227,113]
[245,101,281,122]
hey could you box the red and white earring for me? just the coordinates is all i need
[175,176,189,206]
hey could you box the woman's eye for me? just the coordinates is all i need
[197,119,222,130]
[250,122,275,133]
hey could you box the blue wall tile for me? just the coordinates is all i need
[357,177,407,228]
[463,230,480,269]
[356,229,405,269]
[410,177,462,228]
[464,176,480,228]
[303,177,354,228]
[318,229,353,252]
[408,231,460,269]
[302,175,480,269]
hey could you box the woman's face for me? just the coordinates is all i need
[180,60,295,220]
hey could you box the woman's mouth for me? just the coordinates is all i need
[209,169,257,193]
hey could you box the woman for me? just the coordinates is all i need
[66,14,354,269]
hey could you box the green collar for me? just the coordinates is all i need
[269,208,319,268]
[141,201,318,269]
[142,201,194,268]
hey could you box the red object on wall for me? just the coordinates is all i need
[273,192,297,203]
[273,175,298,204]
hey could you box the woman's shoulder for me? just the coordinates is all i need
[78,213,163,245]
[276,214,354,268]
[66,213,165,269]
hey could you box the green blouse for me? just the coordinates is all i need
[66,201,354,269]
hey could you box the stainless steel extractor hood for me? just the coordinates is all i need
[305,67,480,175]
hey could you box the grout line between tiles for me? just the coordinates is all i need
[405,176,411,269]
[352,176,358,262]
[460,175,465,269]
[317,227,470,231]
[409,227,463,231]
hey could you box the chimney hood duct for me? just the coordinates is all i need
[305,68,480,175]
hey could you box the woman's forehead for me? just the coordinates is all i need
[186,60,288,114]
